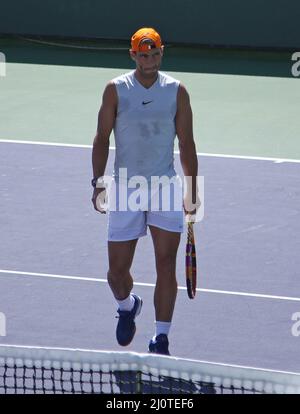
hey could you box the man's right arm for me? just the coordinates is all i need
[92,82,117,179]
[91,82,117,212]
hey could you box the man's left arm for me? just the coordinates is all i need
[175,84,200,215]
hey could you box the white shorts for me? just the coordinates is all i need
[107,176,184,241]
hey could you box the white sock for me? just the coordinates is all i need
[152,321,171,342]
[116,294,135,312]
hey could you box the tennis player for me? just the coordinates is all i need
[91,28,200,355]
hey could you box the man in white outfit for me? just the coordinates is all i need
[91,27,200,355]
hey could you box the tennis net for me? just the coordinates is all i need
[0,344,300,394]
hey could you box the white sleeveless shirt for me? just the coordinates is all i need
[112,70,180,182]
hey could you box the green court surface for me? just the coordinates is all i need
[0,36,299,159]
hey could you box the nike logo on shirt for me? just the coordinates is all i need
[142,101,153,105]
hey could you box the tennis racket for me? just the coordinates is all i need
[185,221,197,299]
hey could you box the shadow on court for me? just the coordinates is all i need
[0,35,294,78]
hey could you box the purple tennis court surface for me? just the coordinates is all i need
[0,142,300,372]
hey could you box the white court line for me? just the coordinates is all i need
[1,269,300,302]
[1,139,300,163]
[0,139,92,149]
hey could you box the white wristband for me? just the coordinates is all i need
[96,177,106,189]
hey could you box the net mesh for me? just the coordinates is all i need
[1,345,300,394]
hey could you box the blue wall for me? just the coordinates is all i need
[1,0,299,49]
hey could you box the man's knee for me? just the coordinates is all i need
[107,267,129,282]
[155,251,177,271]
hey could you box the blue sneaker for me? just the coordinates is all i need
[116,294,143,346]
[148,334,170,355]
